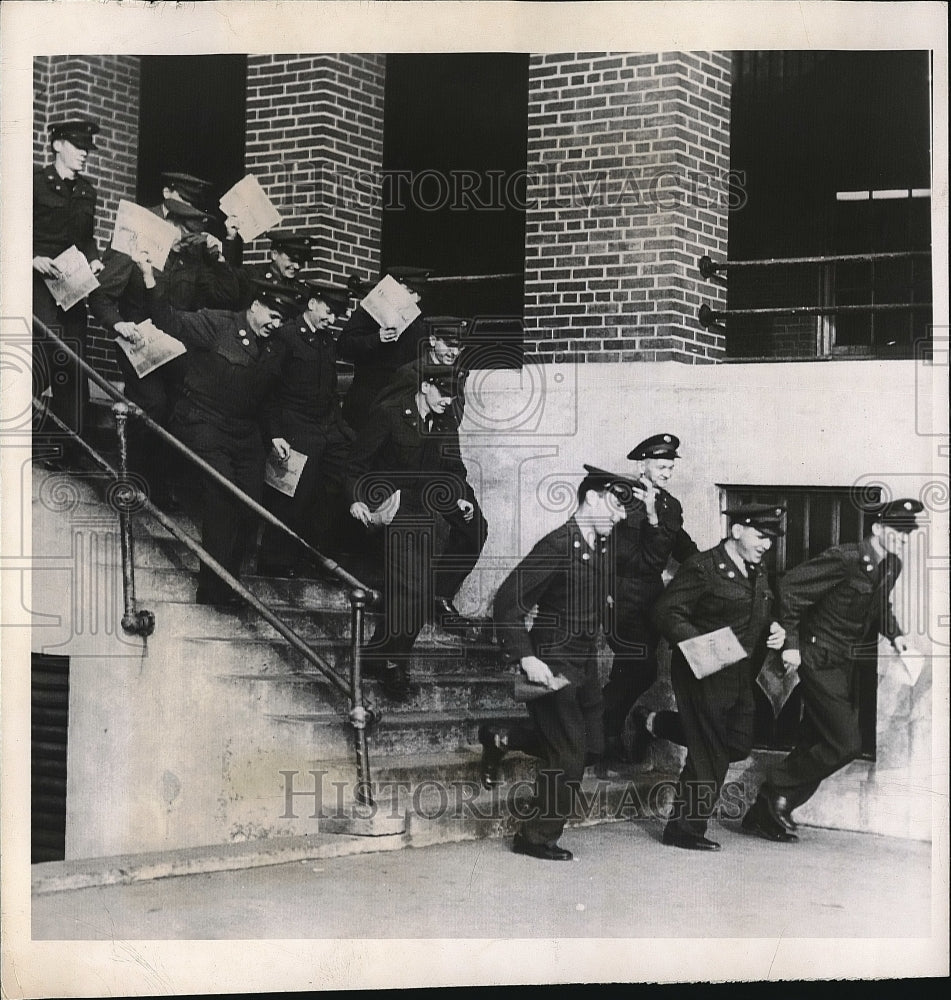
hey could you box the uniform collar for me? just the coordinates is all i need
[713,540,751,586]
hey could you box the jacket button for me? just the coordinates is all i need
[727,571,735,578]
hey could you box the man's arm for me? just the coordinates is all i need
[88,249,136,331]
[345,403,392,504]
[778,548,848,651]
[337,307,386,362]
[651,557,709,645]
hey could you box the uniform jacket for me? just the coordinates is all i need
[652,541,775,664]
[237,263,307,309]
[90,220,242,331]
[346,389,472,510]
[374,354,469,424]
[263,316,347,438]
[607,484,698,612]
[779,539,902,653]
[33,164,98,262]
[493,517,610,664]
[147,288,285,425]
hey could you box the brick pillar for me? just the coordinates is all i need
[245,54,386,284]
[524,52,731,364]
[34,55,141,376]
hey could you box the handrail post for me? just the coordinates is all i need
[112,402,155,638]
[348,588,375,807]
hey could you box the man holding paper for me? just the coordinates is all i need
[488,466,634,861]
[33,119,102,465]
[747,498,924,841]
[652,504,787,851]
[338,267,431,432]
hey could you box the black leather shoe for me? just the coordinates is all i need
[434,595,463,619]
[512,833,573,861]
[741,802,799,843]
[381,661,410,701]
[765,790,798,833]
[478,724,507,789]
[662,826,721,851]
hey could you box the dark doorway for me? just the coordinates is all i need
[32,653,70,863]
[720,485,883,758]
[382,54,529,321]
[137,55,247,214]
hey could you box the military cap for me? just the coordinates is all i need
[164,197,211,233]
[386,266,432,290]
[249,278,302,317]
[425,316,468,344]
[49,119,99,150]
[268,230,316,263]
[724,503,786,537]
[301,279,349,316]
[582,464,641,505]
[160,171,212,205]
[874,497,924,533]
[419,363,461,396]
[627,433,680,461]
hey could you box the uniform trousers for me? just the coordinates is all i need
[260,410,354,571]
[506,641,604,846]
[765,642,863,811]
[666,654,755,837]
[602,611,660,742]
[33,277,89,452]
[172,401,266,602]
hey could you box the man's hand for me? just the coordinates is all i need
[632,479,659,524]
[33,256,62,279]
[271,438,291,463]
[204,233,224,259]
[781,648,802,671]
[378,326,399,343]
[224,216,241,240]
[766,621,786,650]
[89,258,105,276]
[892,635,910,655]
[349,501,372,527]
[520,655,556,687]
[456,498,474,522]
[114,321,141,345]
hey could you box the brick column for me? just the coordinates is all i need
[524,52,731,364]
[245,54,386,284]
[33,55,141,376]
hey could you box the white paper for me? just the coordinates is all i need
[360,274,422,336]
[110,199,179,271]
[219,174,282,242]
[42,244,99,311]
[895,644,925,685]
[114,319,186,378]
[367,489,401,526]
[265,447,308,497]
[678,625,748,679]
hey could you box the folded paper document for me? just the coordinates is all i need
[219,175,281,243]
[756,651,801,718]
[265,448,308,498]
[43,245,100,312]
[678,626,748,679]
[894,644,924,685]
[115,320,186,379]
[111,200,180,272]
[361,274,422,337]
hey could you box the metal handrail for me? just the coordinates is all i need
[33,315,379,602]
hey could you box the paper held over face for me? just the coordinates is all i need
[360,274,422,336]
[678,625,748,679]
[265,447,308,498]
[111,200,180,272]
[43,245,99,311]
[114,320,186,379]
[756,650,801,718]
[219,175,282,243]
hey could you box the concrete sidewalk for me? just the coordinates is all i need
[32,819,933,940]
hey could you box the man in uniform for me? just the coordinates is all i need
[33,118,102,466]
[337,267,432,432]
[133,251,299,605]
[652,504,787,851]
[259,280,354,576]
[238,230,315,304]
[600,433,698,766]
[487,466,633,860]
[346,364,478,698]
[744,498,924,841]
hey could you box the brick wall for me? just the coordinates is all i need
[34,55,141,375]
[524,51,732,364]
[245,54,385,285]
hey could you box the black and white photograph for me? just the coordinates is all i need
[1,0,948,993]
